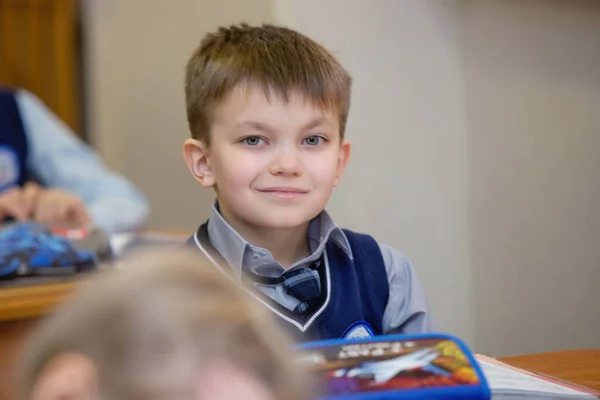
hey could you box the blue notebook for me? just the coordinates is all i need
[296,333,490,399]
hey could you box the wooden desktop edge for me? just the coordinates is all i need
[0,229,191,323]
[498,349,600,392]
[0,281,77,322]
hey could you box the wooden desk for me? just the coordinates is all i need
[500,349,600,392]
[0,230,191,322]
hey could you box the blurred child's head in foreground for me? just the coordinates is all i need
[19,249,310,400]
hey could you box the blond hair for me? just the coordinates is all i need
[185,22,352,145]
[19,249,311,400]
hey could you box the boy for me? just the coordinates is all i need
[19,249,310,400]
[182,23,433,342]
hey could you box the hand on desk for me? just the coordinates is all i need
[0,182,90,227]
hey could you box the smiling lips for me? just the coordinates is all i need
[257,187,309,199]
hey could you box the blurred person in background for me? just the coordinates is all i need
[19,248,312,400]
[0,86,148,233]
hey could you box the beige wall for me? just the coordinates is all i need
[83,0,600,356]
[83,0,272,229]
[459,0,600,356]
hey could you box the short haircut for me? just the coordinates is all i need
[185,23,352,145]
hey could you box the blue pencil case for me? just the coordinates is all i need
[296,333,490,399]
[0,221,113,280]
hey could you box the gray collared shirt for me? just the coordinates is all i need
[206,204,434,334]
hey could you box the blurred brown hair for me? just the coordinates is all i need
[185,22,352,145]
[19,249,311,400]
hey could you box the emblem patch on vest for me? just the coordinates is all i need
[342,321,375,340]
[0,146,19,191]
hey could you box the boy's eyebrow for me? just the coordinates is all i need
[303,117,331,131]
[235,121,277,134]
[236,117,331,133]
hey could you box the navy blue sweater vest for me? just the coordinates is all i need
[188,222,389,342]
[0,89,28,191]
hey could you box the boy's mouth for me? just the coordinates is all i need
[257,187,309,199]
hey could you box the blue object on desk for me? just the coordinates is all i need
[0,222,110,279]
[297,333,490,400]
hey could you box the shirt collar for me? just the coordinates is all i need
[206,202,353,278]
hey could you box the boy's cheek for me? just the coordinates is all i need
[211,166,250,190]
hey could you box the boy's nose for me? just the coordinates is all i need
[269,149,304,176]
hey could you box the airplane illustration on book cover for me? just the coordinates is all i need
[298,336,483,398]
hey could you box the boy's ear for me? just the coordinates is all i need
[31,352,98,400]
[334,139,351,186]
[183,139,216,188]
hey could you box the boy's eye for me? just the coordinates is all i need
[242,136,265,146]
[303,135,324,146]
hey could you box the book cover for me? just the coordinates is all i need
[297,333,490,399]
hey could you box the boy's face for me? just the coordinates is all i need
[184,85,351,232]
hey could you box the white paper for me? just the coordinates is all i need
[109,233,137,256]
[478,359,595,399]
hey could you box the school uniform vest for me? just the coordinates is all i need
[187,222,390,342]
[0,89,28,192]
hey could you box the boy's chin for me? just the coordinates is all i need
[248,210,322,231]
[254,218,312,231]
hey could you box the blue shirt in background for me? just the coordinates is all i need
[11,89,149,233]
